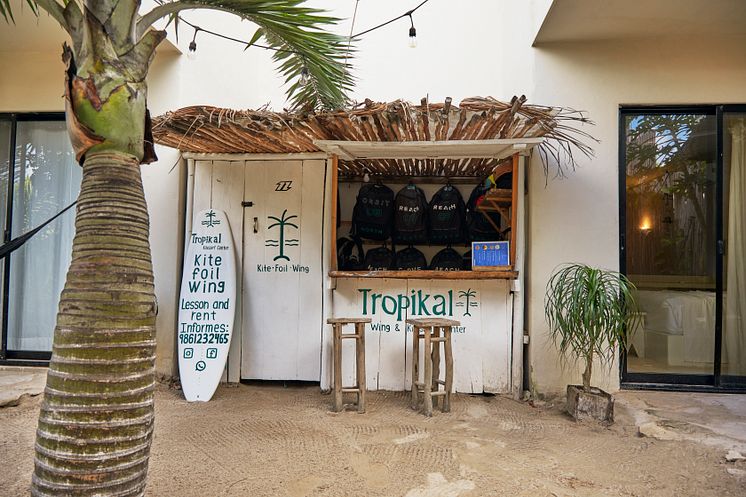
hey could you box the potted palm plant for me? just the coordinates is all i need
[545,263,640,422]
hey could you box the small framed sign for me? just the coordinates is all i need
[471,241,510,270]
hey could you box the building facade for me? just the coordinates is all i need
[1,0,744,395]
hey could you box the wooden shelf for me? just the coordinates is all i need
[329,270,518,280]
[329,153,521,273]
[479,188,513,205]
[471,157,519,265]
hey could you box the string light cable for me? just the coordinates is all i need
[173,0,433,81]
[351,0,430,42]
[178,0,431,54]
[178,15,311,81]
[344,0,361,74]
[179,16,298,56]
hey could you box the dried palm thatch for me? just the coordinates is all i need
[152,96,596,178]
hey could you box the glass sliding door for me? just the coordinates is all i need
[622,109,718,381]
[0,114,80,360]
[721,112,746,385]
[0,119,10,352]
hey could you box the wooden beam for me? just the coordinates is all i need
[339,176,483,184]
[510,153,519,266]
[314,138,544,161]
[182,152,329,161]
[324,144,355,161]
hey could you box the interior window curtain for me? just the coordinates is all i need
[725,119,746,375]
[0,121,10,337]
[7,121,80,352]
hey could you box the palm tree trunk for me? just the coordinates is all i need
[32,151,156,497]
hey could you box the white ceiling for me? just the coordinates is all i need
[534,0,746,45]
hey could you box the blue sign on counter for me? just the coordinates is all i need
[471,241,510,268]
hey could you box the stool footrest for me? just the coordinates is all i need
[341,388,361,393]
[340,334,361,339]
[413,382,449,392]
[430,390,447,397]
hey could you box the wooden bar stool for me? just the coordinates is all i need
[407,318,460,417]
[327,318,371,413]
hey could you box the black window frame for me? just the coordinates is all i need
[619,104,746,392]
[1,112,67,365]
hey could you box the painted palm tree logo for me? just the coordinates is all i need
[455,288,479,317]
[201,210,220,228]
[266,209,299,261]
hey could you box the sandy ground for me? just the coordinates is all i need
[1,383,745,497]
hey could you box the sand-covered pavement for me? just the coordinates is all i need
[1,382,744,496]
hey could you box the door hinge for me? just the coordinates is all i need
[241,201,254,207]
[717,239,724,255]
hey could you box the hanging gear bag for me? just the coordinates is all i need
[364,246,394,270]
[393,184,428,245]
[336,237,365,270]
[429,247,464,271]
[462,250,473,270]
[351,183,395,240]
[395,246,427,270]
[428,184,466,244]
[466,182,502,242]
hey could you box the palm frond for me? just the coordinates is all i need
[1,0,39,23]
[165,1,354,110]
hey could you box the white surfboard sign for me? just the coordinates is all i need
[178,209,236,402]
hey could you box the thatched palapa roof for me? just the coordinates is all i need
[152,96,595,178]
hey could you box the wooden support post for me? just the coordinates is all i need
[431,326,441,409]
[330,154,339,270]
[423,326,433,417]
[444,326,453,413]
[510,153,519,266]
[411,326,420,410]
[332,323,342,412]
[355,322,366,413]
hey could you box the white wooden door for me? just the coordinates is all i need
[241,160,326,380]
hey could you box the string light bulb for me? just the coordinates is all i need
[187,27,200,61]
[299,65,310,86]
[408,15,417,48]
[363,171,370,183]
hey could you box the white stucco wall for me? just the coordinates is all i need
[525,34,746,395]
[0,51,65,111]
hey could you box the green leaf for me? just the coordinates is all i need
[1,0,42,24]
[545,263,641,386]
[146,0,355,110]
[1,0,16,23]
[244,27,264,50]
[167,12,180,43]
